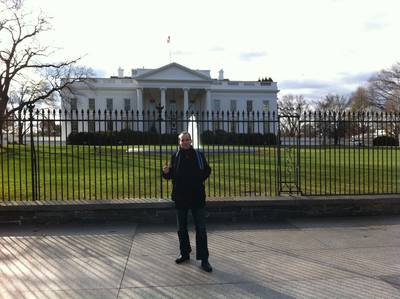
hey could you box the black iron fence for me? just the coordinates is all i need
[1,109,400,201]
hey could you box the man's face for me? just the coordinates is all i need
[179,133,192,150]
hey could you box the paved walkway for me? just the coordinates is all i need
[1,215,400,298]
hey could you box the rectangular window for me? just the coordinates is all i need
[147,100,157,132]
[246,100,253,112]
[247,122,254,134]
[263,100,270,133]
[88,121,95,133]
[70,98,77,110]
[122,98,132,130]
[124,122,132,130]
[229,100,237,133]
[70,98,78,133]
[106,99,113,131]
[107,121,113,131]
[71,121,78,133]
[263,100,269,112]
[87,99,96,132]
[212,99,222,131]
[230,120,238,133]
[189,100,196,111]
[230,100,237,112]
[212,99,221,111]
[170,100,177,112]
[106,98,113,111]
[124,98,131,111]
[168,100,177,134]
[89,98,95,110]
[246,100,254,133]
[149,100,156,111]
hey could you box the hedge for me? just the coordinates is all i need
[373,135,399,146]
[67,129,278,146]
[67,129,177,145]
[200,130,277,145]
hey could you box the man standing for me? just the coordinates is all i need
[162,131,212,272]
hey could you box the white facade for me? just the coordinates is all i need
[61,62,278,136]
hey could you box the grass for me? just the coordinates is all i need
[1,144,400,201]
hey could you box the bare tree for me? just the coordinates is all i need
[368,62,400,111]
[0,1,92,132]
[1,0,22,9]
[278,94,309,116]
[348,86,376,112]
[315,94,349,113]
[314,94,350,145]
[278,94,310,137]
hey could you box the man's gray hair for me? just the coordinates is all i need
[178,131,191,140]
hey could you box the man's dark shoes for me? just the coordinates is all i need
[201,259,213,272]
[175,255,190,264]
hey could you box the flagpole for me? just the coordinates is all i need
[167,35,172,63]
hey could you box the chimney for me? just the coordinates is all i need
[218,69,224,80]
[118,67,124,78]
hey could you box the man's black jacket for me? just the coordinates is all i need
[162,147,211,209]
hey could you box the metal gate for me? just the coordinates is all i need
[277,114,301,195]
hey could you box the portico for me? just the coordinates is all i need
[133,64,213,133]
[135,87,210,133]
[138,88,209,112]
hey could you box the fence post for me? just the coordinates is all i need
[157,104,164,198]
[296,113,301,195]
[28,104,37,201]
[277,114,282,195]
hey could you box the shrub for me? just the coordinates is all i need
[67,130,177,145]
[200,131,277,145]
[373,135,399,146]
[67,130,278,146]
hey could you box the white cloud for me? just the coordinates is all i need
[240,51,267,61]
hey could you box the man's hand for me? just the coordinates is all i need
[162,162,170,174]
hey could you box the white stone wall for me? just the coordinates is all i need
[63,89,138,112]
[210,91,277,112]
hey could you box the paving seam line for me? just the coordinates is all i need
[116,225,137,299]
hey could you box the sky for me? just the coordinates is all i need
[23,0,400,101]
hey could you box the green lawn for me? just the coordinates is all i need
[297,147,400,195]
[1,144,400,201]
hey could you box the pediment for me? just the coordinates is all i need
[135,63,211,82]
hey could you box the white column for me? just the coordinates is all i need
[136,88,143,131]
[160,88,166,134]
[183,88,189,114]
[206,89,212,130]
[183,88,189,131]
[206,89,211,112]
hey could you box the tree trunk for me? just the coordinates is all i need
[0,96,9,134]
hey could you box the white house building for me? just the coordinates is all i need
[61,62,278,137]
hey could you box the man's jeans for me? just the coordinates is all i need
[176,207,209,260]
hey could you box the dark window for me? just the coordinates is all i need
[106,98,113,111]
[89,98,95,110]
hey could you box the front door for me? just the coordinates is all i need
[168,100,177,134]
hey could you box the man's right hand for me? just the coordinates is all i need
[162,162,170,174]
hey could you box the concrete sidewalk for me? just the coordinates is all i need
[1,215,400,298]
